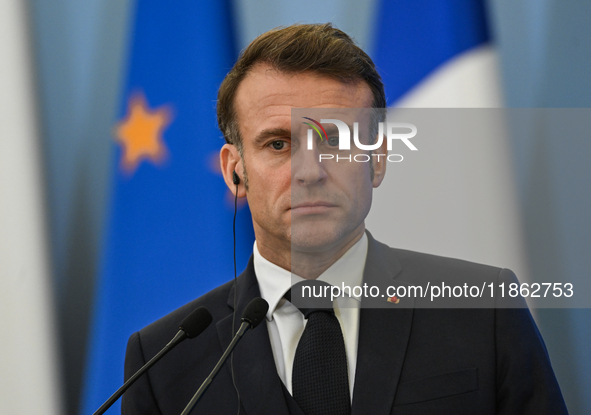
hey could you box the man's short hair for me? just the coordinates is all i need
[217,23,387,151]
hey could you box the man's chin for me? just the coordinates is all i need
[290,225,345,254]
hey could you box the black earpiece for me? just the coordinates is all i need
[232,171,240,185]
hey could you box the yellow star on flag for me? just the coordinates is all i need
[114,92,172,174]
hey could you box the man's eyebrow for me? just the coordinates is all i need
[320,124,355,136]
[323,126,340,135]
[253,128,291,145]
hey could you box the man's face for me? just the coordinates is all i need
[229,63,385,260]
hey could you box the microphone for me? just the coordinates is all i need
[93,307,213,415]
[180,297,269,415]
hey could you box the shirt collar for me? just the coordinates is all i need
[254,233,368,321]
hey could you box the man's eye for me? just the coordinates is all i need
[271,140,286,150]
[327,136,339,147]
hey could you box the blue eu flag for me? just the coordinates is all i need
[81,1,254,413]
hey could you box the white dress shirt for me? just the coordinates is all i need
[253,233,368,399]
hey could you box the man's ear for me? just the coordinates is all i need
[220,144,246,198]
[372,134,387,188]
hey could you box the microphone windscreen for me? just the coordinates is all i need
[179,307,213,339]
[241,297,269,329]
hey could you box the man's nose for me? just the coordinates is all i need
[292,145,328,185]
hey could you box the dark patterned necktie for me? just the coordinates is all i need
[286,281,351,415]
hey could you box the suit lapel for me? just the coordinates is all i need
[217,258,292,415]
[351,233,415,415]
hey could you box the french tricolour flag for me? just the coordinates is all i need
[366,0,529,281]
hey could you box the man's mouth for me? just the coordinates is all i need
[290,202,336,214]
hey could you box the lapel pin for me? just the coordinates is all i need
[387,296,400,304]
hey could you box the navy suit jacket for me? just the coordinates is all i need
[122,233,567,414]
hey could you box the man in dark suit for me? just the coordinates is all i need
[123,23,567,414]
